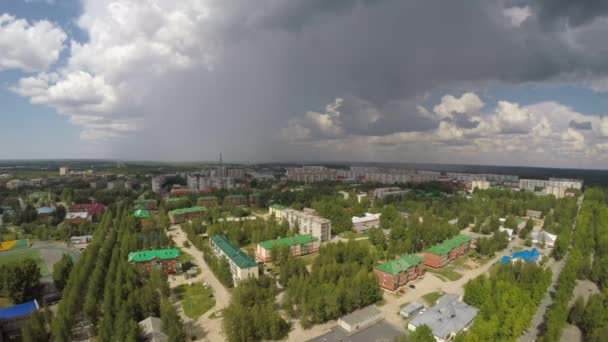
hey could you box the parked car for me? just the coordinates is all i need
[409,284,416,289]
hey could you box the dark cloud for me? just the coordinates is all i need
[569,120,593,130]
[535,0,608,28]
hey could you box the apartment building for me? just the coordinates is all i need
[471,180,490,191]
[519,178,583,198]
[372,187,409,199]
[286,166,337,183]
[255,234,319,262]
[128,248,181,274]
[168,206,207,224]
[374,254,425,291]
[268,205,331,241]
[423,235,472,269]
[209,235,259,285]
[151,175,166,193]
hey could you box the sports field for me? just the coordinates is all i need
[0,249,50,276]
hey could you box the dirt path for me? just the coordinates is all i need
[167,224,230,342]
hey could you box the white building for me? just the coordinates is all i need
[471,180,490,191]
[59,167,69,176]
[373,187,409,199]
[498,227,514,241]
[530,231,557,248]
[6,180,23,190]
[352,213,381,233]
[151,175,165,193]
[209,235,259,285]
[269,205,331,241]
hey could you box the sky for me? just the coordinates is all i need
[2,1,608,168]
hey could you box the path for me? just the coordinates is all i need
[518,196,582,342]
[167,224,230,342]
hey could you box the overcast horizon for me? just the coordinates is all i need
[2,1,608,168]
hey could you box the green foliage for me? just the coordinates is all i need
[52,254,73,291]
[397,325,435,342]
[223,276,290,342]
[0,258,41,303]
[21,308,53,342]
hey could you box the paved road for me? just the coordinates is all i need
[518,196,582,342]
[167,225,230,342]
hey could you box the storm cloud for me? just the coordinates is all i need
[9,0,608,166]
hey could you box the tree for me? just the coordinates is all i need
[21,309,51,342]
[397,325,435,342]
[0,259,41,303]
[52,254,74,291]
[568,296,585,326]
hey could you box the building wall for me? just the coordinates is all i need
[374,264,425,291]
[424,252,447,269]
[209,239,259,285]
[255,240,320,263]
[135,258,178,274]
[338,311,383,334]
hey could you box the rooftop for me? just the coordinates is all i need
[210,235,257,269]
[134,209,150,218]
[400,301,424,315]
[306,320,402,342]
[66,212,90,219]
[409,294,478,340]
[339,305,382,326]
[36,207,55,214]
[128,248,181,263]
[258,234,318,250]
[270,204,286,210]
[425,234,472,255]
[138,316,168,342]
[500,248,539,264]
[169,206,207,216]
[0,300,39,320]
[375,254,424,276]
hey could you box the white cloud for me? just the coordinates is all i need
[492,101,532,134]
[599,117,608,137]
[433,92,484,119]
[503,6,531,27]
[0,14,66,72]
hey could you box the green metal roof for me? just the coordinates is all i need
[128,248,181,262]
[168,206,207,216]
[258,234,317,250]
[270,204,286,210]
[210,235,257,269]
[425,234,472,255]
[225,194,246,199]
[134,209,150,218]
[374,254,424,275]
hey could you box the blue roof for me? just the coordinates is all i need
[0,300,39,320]
[501,248,539,264]
[37,207,55,214]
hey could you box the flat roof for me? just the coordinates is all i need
[307,320,402,342]
[425,234,472,255]
[339,306,382,326]
[258,234,317,250]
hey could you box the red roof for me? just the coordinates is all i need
[70,203,105,215]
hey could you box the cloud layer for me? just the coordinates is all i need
[6,0,608,166]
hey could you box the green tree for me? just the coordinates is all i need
[52,254,74,291]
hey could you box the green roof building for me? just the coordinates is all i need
[128,248,181,274]
[134,209,150,219]
[375,255,425,276]
[374,254,426,291]
[425,235,472,255]
[424,234,473,269]
[209,235,259,284]
[256,234,319,262]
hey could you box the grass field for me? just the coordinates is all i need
[175,284,216,318]
[0,249,49,276]
[422,291,445,305]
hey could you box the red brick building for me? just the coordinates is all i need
[128,249,181,274]
[423,234,472,269]
[374,255,425,291]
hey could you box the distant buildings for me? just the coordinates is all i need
[423,235,472,269]
[268,205,332,241]
[59,166,69,176]
[223,194,248,206]
[107,180,124,190]
[36,207,55,220]
[0,300,40,340]
[209,235,259,285]
[519,178,583,198]
[471,180,490,191]
[6,180,23,190]
[352,213,381,233]
[286,166,337,183]
[255,234,319,263]
[168,206,207,224]
[64,212,92,225]
[70,203,105,217]
[408,294,478,342]
[128,248,181,274]
[372,187,409,199]
[374,254,425,291]
[151,175,165,193]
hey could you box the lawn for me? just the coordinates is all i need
[174,284,216,318]
[422,291,445,306]
[426,267,462,281]
[0,249,49,276]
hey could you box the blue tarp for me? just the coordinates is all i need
[501,248,539,264]
[0,300,39,320]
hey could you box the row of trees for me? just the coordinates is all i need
[283,241,382,327]
[458,262,552,341]
[0,258,41,303]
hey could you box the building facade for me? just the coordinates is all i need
[280,207,331,241]
[374,254,425,291]
[209,235,259,285]
[423,235,472,269]
[255,234,319,262]
[286,166,337,183]
[128,248,181,274]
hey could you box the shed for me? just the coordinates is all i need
[400,301,424,318]
[337,306,383,335]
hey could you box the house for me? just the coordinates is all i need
[338,306,383,335]
[168,206,207,224]
[209,235,258,285]
[64,211,92,225]
[223,194,248,206]
[500,248,540,264]
[423,235,472,269]
[400,301,425,319]
[352,213,381,233]
[530,231,557,248]
[36,207,55,220]
[197,196,218,207]
[138,316,168,342]
[0,300,40,340]
[70,203,106,217]
[128,248,181,274]
[408,294,478,342]
[498,227,514,241]
[256,234,319,262]
[374,254,425,291]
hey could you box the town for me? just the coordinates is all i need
[1,160,605,342]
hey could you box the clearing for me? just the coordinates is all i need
[174,283,216,319]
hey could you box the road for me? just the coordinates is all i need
[518,196,582,342]
[167,224,230,342]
